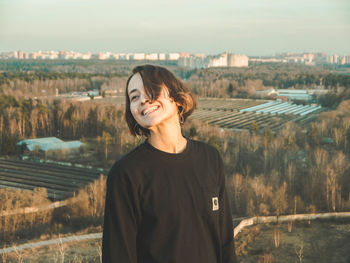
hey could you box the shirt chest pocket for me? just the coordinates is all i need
[198,184,220,214]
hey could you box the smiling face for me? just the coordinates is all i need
[127,73,179,131]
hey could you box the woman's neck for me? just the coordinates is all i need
[148,123,187,154]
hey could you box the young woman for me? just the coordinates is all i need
[102,65,236,263]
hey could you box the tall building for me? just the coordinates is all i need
[12,51,18,59]
[98,52,112,60]
[228,54,248,67]
[145,53,158,60]
[208,53,228,67]
[168,53,180,60]
[340,56,346,65]
[58,51,67,59]
[333,54,339,64]
[132,53,145,60]
[208,53,248,67]
[18,50,24,59]
[178,53,208,68]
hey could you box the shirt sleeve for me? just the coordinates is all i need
[102,166,141,263]
[218,153,237,263]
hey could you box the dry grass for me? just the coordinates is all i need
[3,238,102,263]
[1,175,106,248]
[0,187,52,243]
[3,221,350,262]
[237,221,350,263]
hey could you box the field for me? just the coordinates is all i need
[236,221,350,263]
[191,98,323,132]
[2,221,349,262]
[0,158,104,200]
[1,237,102,263]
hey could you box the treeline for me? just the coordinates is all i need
[186,65,350,98]
[0,95,136,160]
[317,89,350,108]
[0,59,177,74]
[184,100,350,217]
[2,63,350,108]
[0,59,133,74]
[0,72,108,85]
[0,73,128,98]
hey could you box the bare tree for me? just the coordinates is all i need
[295,244,304,263]
[272,182,288,216]
[57,236,65,263]
[273,228,281,248]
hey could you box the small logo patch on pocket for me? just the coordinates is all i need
[212,197,219,211]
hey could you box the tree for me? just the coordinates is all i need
[227,83,233,95]
[19,99,33,137]
[63,104,77,138]
[250,121,259,134]
[208,135,222,153]
[310,148,329,208]
[263,128,274,147]
[230,173,245,215]
[325,166,340,211]
[51,101,63,138]
[1,132,17,155]
[308,123,321,147]
[87,107,98,137]
[272,182,288,216]
[189,126,198,138]
[102,131,112,160]
[332,127,345,148]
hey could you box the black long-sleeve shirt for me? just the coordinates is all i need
[102,138,236,263]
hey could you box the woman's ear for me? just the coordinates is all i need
[177,105,184,114]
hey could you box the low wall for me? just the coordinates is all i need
[234,212,350,237]
[2,202,350,240]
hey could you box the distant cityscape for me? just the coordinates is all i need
[1,50,349,68]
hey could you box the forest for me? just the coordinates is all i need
[1,60,350,105]
[0,61,350,245]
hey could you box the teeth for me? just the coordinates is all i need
[143,106,158,116]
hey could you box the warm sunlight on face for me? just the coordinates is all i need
[127,73,179,131]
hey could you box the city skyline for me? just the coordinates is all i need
[1,0,349,56]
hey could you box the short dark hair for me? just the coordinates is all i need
[125,64,197,136]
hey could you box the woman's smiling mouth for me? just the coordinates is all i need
[142,106,159,116]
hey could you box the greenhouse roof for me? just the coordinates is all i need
[17,137,83,152]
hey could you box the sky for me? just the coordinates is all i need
[0,0,349,56]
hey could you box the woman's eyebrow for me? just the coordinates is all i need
[128,89,138,96]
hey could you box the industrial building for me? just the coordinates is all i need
[17,137,83,152]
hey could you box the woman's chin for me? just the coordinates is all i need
[139,121,158,130]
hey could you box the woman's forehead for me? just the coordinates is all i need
[127,72,170,98]
[128,73,144,94]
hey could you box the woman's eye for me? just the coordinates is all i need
[131,95,139,101]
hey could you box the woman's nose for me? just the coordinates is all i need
[140,94,150,105]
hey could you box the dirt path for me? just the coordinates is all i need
[0,232,102,254]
